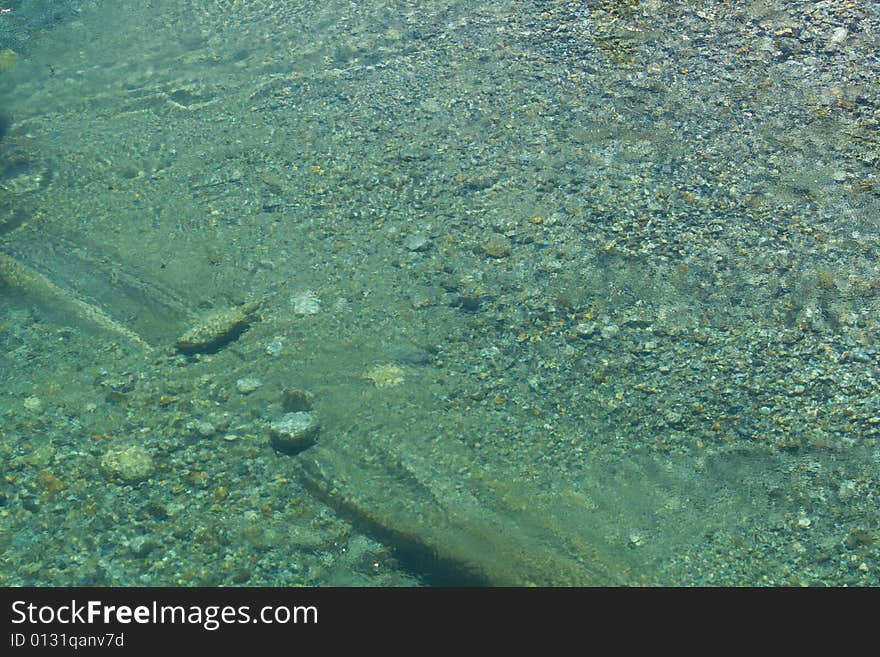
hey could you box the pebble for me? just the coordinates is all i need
[662,409,684,427]
[175,306,251,354]
[575,322,598,337]
[100,445,154,482]
[236,377,262,394]
[268,412,320,454]
[264,337,285,357]
[187,420,216,437]
[128,536,158,559]
[403,232,430,251]
[23,396,42,412]
[291,290,321,315]
[25,445,55,467]
[363,364,405,387]
[837,480,857,500]
[36,472,67,496]
[829,27,847,46]
[282,388,315,412]
[481,233,512,258]
[600,324,620,339]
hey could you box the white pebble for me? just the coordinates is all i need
[236,377,262,394]
[23,396,42,412]
[291,290,321,315]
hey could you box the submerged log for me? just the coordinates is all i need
[0,251,153,349]
[297,424,638,586]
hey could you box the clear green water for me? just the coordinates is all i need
[0,1,878,585]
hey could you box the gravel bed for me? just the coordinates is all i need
[1,0,878,585]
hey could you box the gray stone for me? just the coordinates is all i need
[188,420,216,438]
[101,445,154,482]
[269,412,320,454]
[236,377,262,394]
[403,232,430,252]
[281,388,314,413]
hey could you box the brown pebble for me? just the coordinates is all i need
[481,233,512,258]
[36,471,67,497]
[175,306,251,354]
[282,388,315,412]
[186,470,210,487]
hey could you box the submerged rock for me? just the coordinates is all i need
[268,412,320,455]
[281,388,315,413]
[236,377,262,394]
[101,445,154,482]
[175,306,251,354]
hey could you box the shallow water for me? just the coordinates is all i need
[1,1,878,585]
